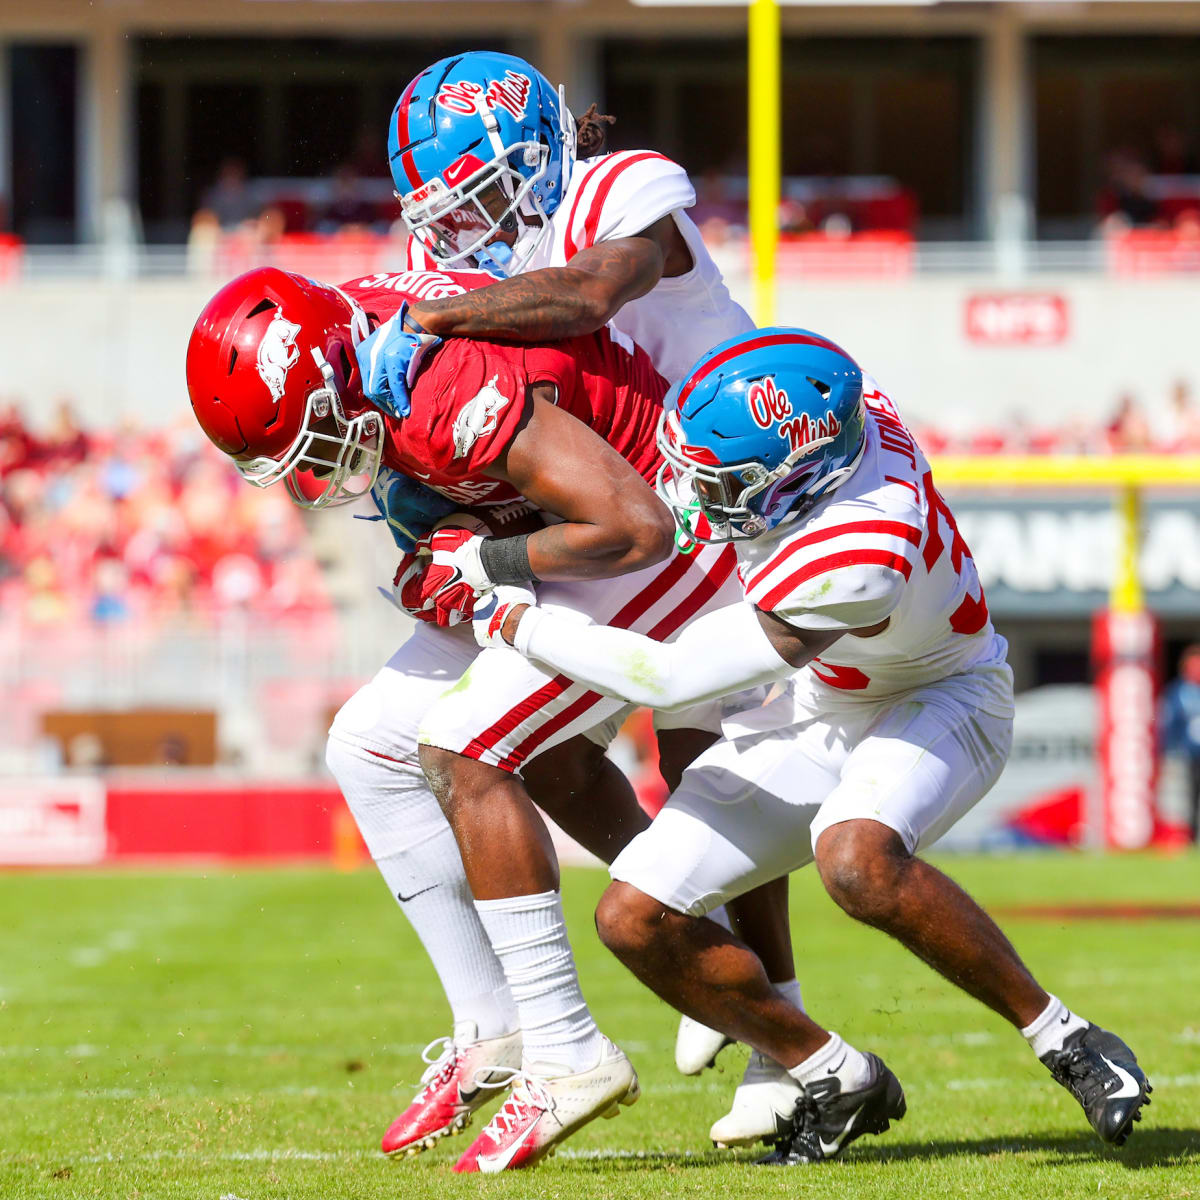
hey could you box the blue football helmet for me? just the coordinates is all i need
[657,328,867,544]
[389,52,575,274]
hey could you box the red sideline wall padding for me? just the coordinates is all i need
[105,780,346,859]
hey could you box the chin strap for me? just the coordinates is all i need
[674,501,701,556]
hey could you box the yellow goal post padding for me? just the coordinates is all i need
[931,456,1200,489]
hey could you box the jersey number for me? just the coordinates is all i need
[921,470,989,636]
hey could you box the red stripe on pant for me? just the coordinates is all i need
[457,548,701,763]
[497,544,738,771]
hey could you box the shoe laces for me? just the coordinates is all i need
[473,1066,555,1137]
[767,1088,821,1154]
[1051,1045,1111,1109]
[413,1035,462,1096]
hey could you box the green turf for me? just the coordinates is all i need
[2,853,1198,1199]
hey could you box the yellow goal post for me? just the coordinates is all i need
[931,455,1200,615]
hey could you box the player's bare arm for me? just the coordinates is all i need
[409,216,691,341]
[484,383,675,580]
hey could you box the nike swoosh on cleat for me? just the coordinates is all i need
[480,1116,541,1173]
[1099,1055,1142,1100]
[457,1085,482,1104]
[818,1101,866,1156]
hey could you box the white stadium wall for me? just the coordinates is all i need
[3,271,1197,433]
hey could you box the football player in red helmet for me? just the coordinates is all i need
[187,270,385,509]
[186,265,775,1170]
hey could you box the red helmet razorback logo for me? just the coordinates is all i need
[256,308,302,403]
[436,71,532,120]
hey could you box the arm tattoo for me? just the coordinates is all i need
[410,239,662,341]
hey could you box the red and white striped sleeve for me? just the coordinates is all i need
[404,236,439,272]
[560,152,696,260]
[742,515,924,632]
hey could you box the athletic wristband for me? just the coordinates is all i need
[401,307,429,335]
[479,533,540,587]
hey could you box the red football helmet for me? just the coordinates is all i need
[186,267,382,508]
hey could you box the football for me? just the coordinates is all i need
[436,501,547,541]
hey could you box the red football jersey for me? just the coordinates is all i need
[340,272,668,511]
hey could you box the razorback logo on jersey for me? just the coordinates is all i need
[436,71,532,121]
[256,309,301,403]
[452,374,511,459]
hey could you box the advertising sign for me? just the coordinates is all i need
[0,778,107,865]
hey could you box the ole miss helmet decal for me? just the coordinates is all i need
[747,376,792,429]
[436,71,532,121]
[747,375,843,455]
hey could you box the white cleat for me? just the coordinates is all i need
[710,1050,803,1148]
[675,1014,734,1076]
[454,1037,640,1173]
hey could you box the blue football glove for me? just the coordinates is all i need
[355,306,442,420]
[355,465,458,553]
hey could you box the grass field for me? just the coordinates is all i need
[2,853,1198,1200]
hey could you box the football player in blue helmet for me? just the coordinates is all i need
[475,326,1150,1162]
[370,49,745,409]
[389,51,576,276]
[657,328,867,547]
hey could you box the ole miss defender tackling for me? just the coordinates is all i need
[474,328,1152,1161]
[365,46,794,1130]
[186,265,763,1171]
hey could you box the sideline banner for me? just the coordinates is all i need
[0,778,107,864]
[952,494,1200,617]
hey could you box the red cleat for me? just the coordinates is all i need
[381,1023,522,1157]
[453,1038,639,1173]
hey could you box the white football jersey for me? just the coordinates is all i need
[737,382,1012,716]
[406,150,753,383]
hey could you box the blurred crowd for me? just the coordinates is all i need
[2,381,1197,631]
[190,153,402,249]
[0,402,331,627]
[911,380,1200,457]
[1099,126,1200,234]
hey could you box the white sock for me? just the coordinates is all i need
[1021,994,1088,1059]
[326,737,518,1041]
[375,841,518,1040]
[775,977,805,1012]
[474,890,604,1075]
[788,1032,872,1092]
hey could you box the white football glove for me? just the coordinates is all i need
[473,585,537,650]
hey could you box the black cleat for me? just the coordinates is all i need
[756,1053,906,1165]
[1040,1023,1151,1146]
